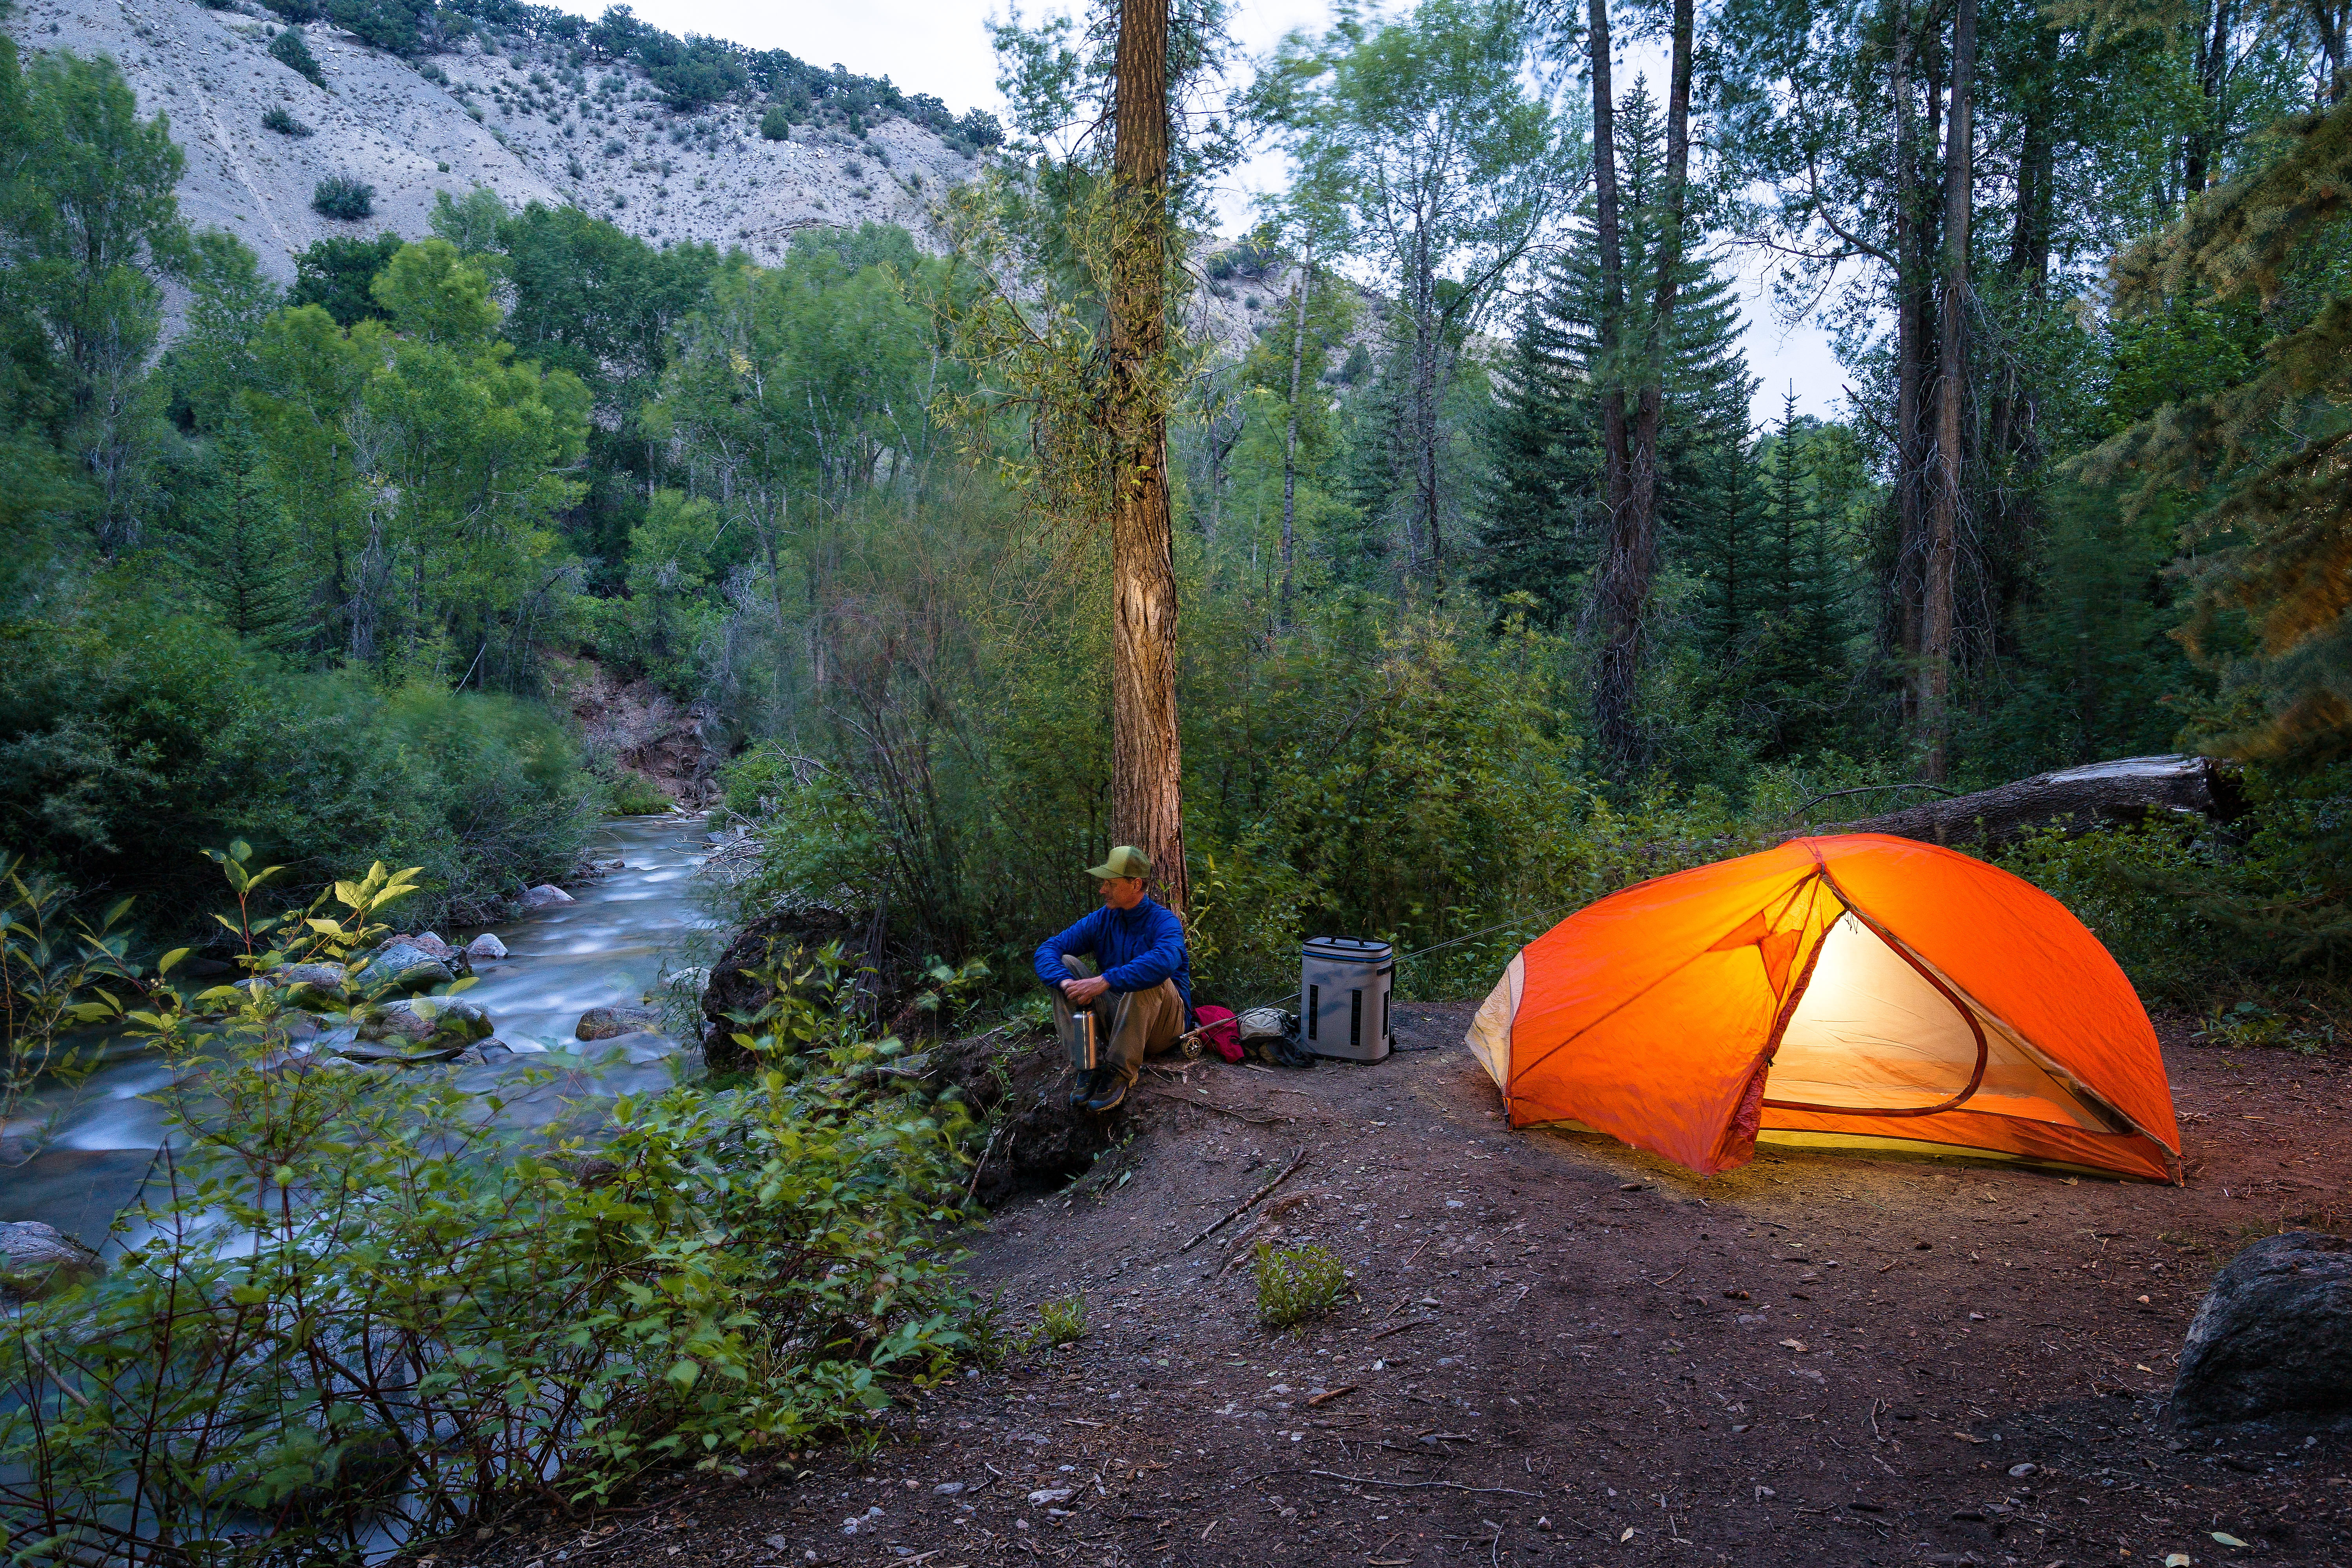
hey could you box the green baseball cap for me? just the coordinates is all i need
[1086,845,1153,880]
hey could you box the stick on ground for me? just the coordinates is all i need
[1178,1147,1309,1253]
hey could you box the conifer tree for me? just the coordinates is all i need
[2083,95,2352,764]
[185,421,310,655]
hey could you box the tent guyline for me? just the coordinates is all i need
[1465,834,2182,1183]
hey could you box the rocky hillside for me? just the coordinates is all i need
[6,0,980,281]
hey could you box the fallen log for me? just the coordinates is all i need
[1786,753,2242,851]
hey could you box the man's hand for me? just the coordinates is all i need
[1062,975,1111,1005]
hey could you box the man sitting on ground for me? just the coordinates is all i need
[1033,846,1193,1114]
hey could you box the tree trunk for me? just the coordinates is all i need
[2185,0,2236,196]
[1106,0,1188,913]
[1920,0,1975,784]
[1891,0,1928,715]
[1587,0,1641,766]
[1411,222,1443,582]
[1782,755,2242,850]
[1280,257,1311,618]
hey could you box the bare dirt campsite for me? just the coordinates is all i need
[456,1005,2352,1568]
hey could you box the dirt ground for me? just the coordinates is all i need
[450,1005,2352,1568]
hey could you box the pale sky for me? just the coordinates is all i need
[541,0,1846,427]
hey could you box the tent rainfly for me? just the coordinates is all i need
[1465,835,2181,1182]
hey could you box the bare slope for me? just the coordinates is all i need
[6,0,978,281]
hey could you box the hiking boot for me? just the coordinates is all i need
[1066,1069,1098,1111]
[1081,1073,1129,1114]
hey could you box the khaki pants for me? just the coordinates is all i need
[1051,955,1185,1087]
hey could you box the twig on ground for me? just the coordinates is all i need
[1138,1087,1290,1126]
[1370,1318,1430,1343]
[1305,1470,1542,1498]
[1178,1148,1310,1253]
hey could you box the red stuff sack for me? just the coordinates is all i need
[1192,1004,1243,1062]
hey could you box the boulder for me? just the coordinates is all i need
[346,941,455,997]
[267,962,347,1007]
[408,931,457,962]
[2172,1230,2352,1428]
[577,1004,662,1041]
[0,1220,104,1301]
[464,932,508,962]
[450,1039,517,1067]
[352,997,494,1060]
[521,884,574,910]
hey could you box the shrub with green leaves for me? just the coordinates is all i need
[760,103,791,140]
[269,26,325,88]
[1255,1242,1348,1330]
[0,849,980,1559]
[311,175,374,221]
[606,768,671,815]
[1035,1294,1087,1346]
[260,104,312,136]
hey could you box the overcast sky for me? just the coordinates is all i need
[541,0,1846,426]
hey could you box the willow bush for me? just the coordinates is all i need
[1,853,978,1565]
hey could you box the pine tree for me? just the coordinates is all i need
[2083,96,2352,764]
[1475,80,1751,632]
[185,421,312,654]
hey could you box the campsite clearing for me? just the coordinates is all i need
[452,1005,2352,1567]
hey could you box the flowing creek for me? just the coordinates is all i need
[0,812,725,1251]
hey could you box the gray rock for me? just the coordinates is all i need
[465,931,508,961]
[0,1220,104,1301]
[2173,1230,2352,1428]
[353,997,494,1058]
[267,962,348,1006]
[407,931,457,962]
[346,941,455,996]
[577,1004,663,1041]
[521,884,574,910]
[450,1039,517,1067]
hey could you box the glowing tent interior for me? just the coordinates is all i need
[1463,834,2182,1181]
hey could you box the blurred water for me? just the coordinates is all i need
[0,811,724,1247]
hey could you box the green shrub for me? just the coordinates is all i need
[0,865,979,1554]
[311,175,375,221]
[1255,1242,1348,1329]
[760,103,791,140]
[269,27,325,88]
[607,768,671,815]
[260,104,313,136]
[1034,1294,1087,1347]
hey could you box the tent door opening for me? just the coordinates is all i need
[1763,909,1987,1116]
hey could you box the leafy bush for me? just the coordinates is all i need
[260,104,312,136]
[0,865,979,1557]
[269,25,325,88]
[760,103,791,140]
[0,863,137,1129]
[1255,1242,1348,1329]
[607,768,671,815]
[311,175,375,221]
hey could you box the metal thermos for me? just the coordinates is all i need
[1299,936,1394,1062]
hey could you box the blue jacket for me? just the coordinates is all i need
[1034,898,1193,1021]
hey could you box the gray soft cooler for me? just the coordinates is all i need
[1300,936,1393,1061]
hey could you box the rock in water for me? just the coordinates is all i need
[0,1220,104,1301]
[521,884,574,910]
[352,997,494,1059]
[408,930,457,961]
[346,941,455,996]
[267,961,348,1006]
[2173,1230,2352,1427]
[577,1004,662,1041]
[465,932,508,961]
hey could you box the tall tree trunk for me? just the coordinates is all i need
[1586,0,1641,765]
[1921,0,1976,784]
[2185,0,2235,196]
[1106,0,1187,913]
[1280,256,1312,619]
[1411,223,1444,582]
[1892,0,1928,719]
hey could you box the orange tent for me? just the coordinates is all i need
[1465,834,2181,1182]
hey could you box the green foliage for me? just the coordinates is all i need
[0,861,978,1557]
[760,103,793,141]
[287,230,403,326]
[311,175,375,222]
[268,25,325,88]
[1254,1241,1347,1329]
[1034,1294,1088,1346]
[0,860,140,1128]
[259,104,312,137]
[606,768,671,815]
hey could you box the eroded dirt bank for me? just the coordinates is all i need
[456,1006,2352,1568]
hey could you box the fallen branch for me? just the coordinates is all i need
[1369,1318,1431,1343]
[1179,1148,1310,1253]
[1307,1385,1357,1407]
[1305,1470,1542,1498]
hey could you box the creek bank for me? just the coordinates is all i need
[446,1006,2352,1568]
